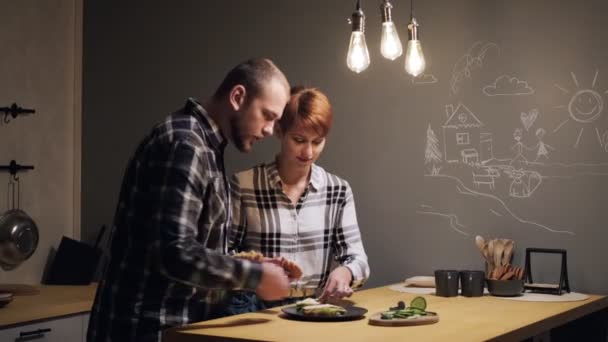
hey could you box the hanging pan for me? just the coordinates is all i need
[0,176,39,270]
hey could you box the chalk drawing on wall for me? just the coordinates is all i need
[417,101,600,236]
[430,104,546,198]
[532,128,554,161]
[450,41,499,95]
[442,103,489,164]
[483,75,535,96]
[416,205,470,236]
[553,70,606,149]
[418,174,575,235]
[521,108,538,131]
[412,73,438,85]
[425,124,443,175]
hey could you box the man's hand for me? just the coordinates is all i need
[318,266,353,303]
[255,262,290,301]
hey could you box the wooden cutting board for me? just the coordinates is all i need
[368,312,440,326]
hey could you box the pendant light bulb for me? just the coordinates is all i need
[404,17,426,77]
[347,1,370,73]
[380,0,402,60]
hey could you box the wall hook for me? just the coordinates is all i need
[1,103,36,124]
[0,160,35,180]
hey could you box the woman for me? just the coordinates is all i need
[222,86,370,315]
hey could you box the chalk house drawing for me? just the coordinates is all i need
[412,73,438,85]
[483,75,535,96]
[450,41,500,95]
[420,103,582,236]
[553,69,607,149]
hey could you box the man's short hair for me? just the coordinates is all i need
[213,58,288,101]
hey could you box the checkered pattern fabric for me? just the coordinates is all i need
[229,161,370,291]
[87,98,262,342]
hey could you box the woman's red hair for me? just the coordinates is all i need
[279,86,333,137]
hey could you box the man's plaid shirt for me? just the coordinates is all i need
[88,98,262,342]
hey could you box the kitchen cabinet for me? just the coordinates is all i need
[0,284,96,342]
[0,313,89,341]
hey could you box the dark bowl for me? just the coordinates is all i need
[486,279,524,297]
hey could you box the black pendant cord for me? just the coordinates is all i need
[410,0,414,20]
[0,103,36,124]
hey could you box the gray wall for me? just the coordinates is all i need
[1,0,81,284]
[83,0,608,293]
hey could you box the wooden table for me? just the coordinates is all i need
[164,284,608,342]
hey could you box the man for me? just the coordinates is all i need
[87,58,291,342]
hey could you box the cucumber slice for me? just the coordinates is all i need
[410,296,427,311]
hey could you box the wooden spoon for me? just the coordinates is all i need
[493,239,504,268]
[502,239,514,266]
[475,235,485,253]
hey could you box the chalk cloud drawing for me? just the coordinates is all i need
[521,108,539,131]
[412,73,438,85]
[483,75,535,96]
[553,69,607,149]
[450,41,500,95]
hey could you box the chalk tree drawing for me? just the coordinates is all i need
[553,69,606,149]
[449,41,499,95]
[483,75,535,96]
[521,108,538,131]
[412,73,438,85]
[425,124,443,175]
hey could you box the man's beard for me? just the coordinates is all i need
[230,115,247,152]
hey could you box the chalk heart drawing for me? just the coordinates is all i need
[521,109,538,131]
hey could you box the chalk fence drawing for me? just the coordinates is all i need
[449,41,500,95]
[483,75,535,96]
[553,69,606,149]
[412,73,438,85]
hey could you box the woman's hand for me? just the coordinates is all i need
[318,266,353,303]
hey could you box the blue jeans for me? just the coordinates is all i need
[214,291,305,318]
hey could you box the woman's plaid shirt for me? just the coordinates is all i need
[229,161,370,292]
